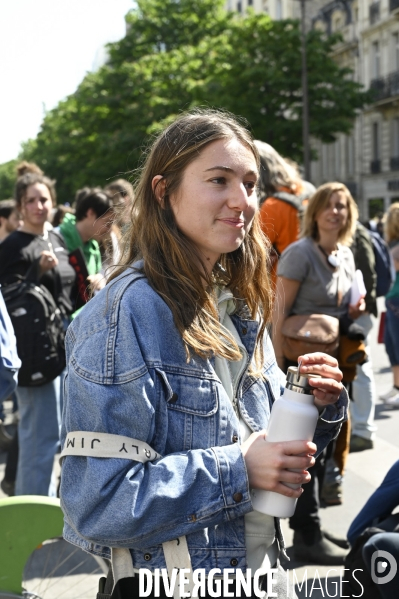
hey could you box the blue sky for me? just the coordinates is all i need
[0,0,134,164]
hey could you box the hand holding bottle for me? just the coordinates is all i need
[241,433,316,497]
[298,352,343,408]
[247,365,322,517]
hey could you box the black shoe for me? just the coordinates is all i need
[350,435,374,453]
[293,529,348,565]
[322,529,350,549]
[321,481,343,506]
[1,477,15,496]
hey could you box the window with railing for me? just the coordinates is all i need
[392,32,399,70]
[372,41,381,79]
[370,70,399,101]
[373,122,380,159]
[391,119,399,170]
[370,1,380,24]
[370,160,381,173]
[391,0,399,11]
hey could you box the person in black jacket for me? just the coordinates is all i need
[349,222,378,452]
[0,164,76,496]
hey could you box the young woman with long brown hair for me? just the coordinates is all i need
[0,165,76,496]
[60,110,347,599]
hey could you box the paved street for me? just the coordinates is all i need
[0,298,398,597]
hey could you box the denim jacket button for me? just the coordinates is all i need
[230,558,238,567]
[169,393,178,404]
[233,492,243,503]
[232,435,239,443]
[144,553,152,561]
[242,328,248,335]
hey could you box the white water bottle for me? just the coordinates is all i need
[251,366,320,518]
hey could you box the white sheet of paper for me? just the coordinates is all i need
[350,269,367,306]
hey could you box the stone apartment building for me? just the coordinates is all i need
[309,0,399,220]
[226,0,399,219]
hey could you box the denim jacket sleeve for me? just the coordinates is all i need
[60,282,252,549]
[313,387,348,454]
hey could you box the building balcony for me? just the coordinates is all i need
[391,157,399,171]
[370,70,399,102]
[391,0,399,12]
[370,160,381,173]
[370,1,380,24]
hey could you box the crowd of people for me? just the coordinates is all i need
[0,163,134,497]
[0,108,398,598]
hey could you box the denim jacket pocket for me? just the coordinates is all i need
[157,369,219,452]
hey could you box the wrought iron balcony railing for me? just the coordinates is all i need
[370,160,381,174]
[370,70,399,102]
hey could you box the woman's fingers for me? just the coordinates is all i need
[271,483,304,499]
[298,353,343,382]
[242,433,317,491]
[283,453,316,471]
[278,468,312,486]
[310,377,343,406]
[296,353,344,405]
[299,352,338,367]
[308,376,342,392]
[39,250,58,273]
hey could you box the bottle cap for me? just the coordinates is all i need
[286,366,321,394]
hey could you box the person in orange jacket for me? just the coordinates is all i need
[256,140,315,288]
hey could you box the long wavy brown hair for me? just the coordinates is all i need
[110,109,273,370]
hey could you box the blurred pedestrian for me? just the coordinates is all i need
[105,178,134,227]
[273,182,363,563]
[381,203,399,406]
[0,199,23,242]
[348,222,378,451]
[0,288,21,496]
[51,204,74,228]
[0,289,20,404]
[58,187,114,314]
[0,164,76,496]
[0,199,22,433]
[256,140,314,288]
[343,460,399,599]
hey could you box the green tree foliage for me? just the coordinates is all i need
[20,0,369,203]
[0,160,18,201]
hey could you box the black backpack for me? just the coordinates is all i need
[368,230,394,297]
[2,276,66,387]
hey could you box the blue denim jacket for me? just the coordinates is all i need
[60,265,347,572]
